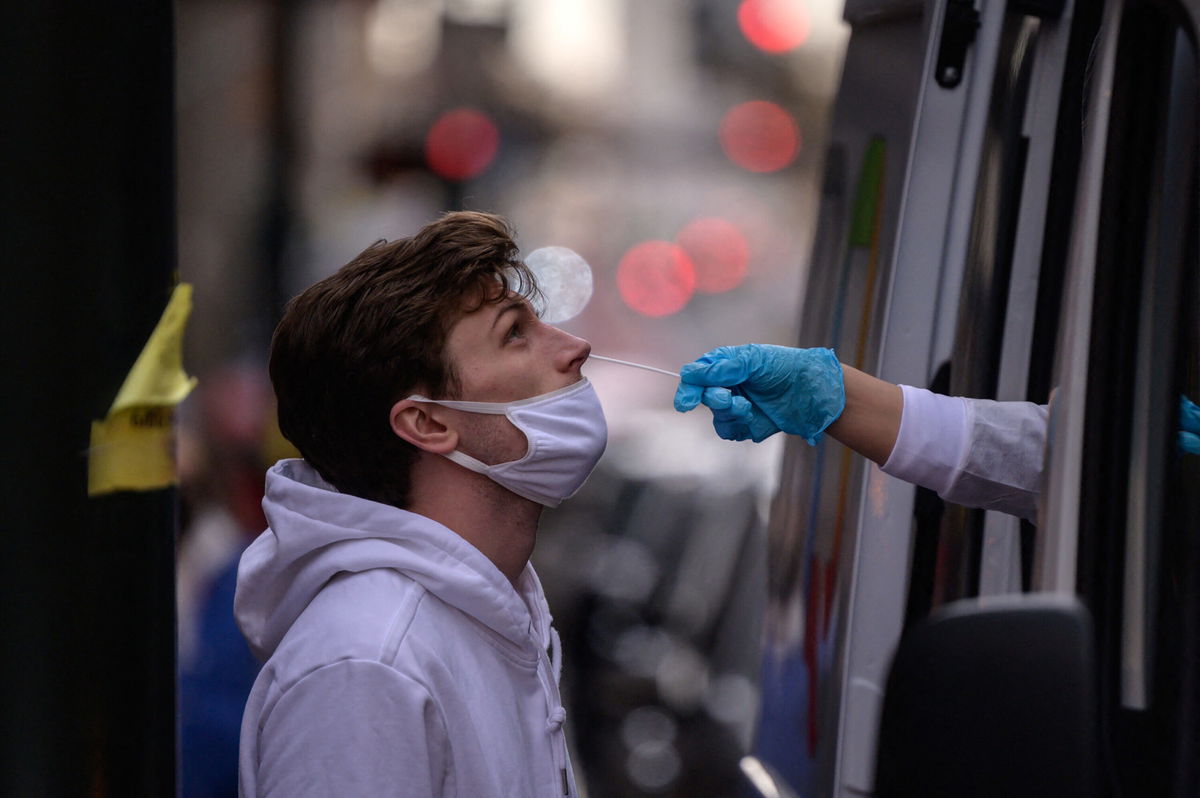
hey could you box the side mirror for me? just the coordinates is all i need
[874,596,1098,798]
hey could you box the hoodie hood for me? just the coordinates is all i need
[235,459,546,662]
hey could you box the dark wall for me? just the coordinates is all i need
[0,3,178,794]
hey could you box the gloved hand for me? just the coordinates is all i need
[1181,394,1200,455]
[674,344,846,444]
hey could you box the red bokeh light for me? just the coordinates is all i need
[616,241,696,317]
[719,100,800,173]
[737,0,811,53]
[424,108,500,181]
[676,217,750,293]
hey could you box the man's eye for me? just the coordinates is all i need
[506,323,524,342]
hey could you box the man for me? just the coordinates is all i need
[235,212,605,797]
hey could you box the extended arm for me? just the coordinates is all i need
[673,344,900,463]
[677,346,1200,524]
[674,344,1044,522]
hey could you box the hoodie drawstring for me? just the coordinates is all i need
[539,617,570,794]
[549,626,563,685]
[544,625,567,737]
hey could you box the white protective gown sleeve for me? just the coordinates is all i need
[881,384,1048,523]
[255,659,451,797]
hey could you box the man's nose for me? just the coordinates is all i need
[553,327,591,373]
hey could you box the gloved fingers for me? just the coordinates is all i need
[708,392,754,441]
[1181,394,1200,435]
[710,390,749,418]
[673,381,706,412]
[713,415,752,441]
[713,400,779,443]
[709,392,752,420]
[730,394,753,417]
[750,424,781,443]
[1180,431,1200,456]
[697,386,742,410]
[679,347,752,387]
[675,380,753,440]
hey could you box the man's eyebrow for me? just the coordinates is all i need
[490,299,528,331]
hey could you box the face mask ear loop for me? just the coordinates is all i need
[406,395,510,415]
[440,449,494,476]
[406,399,535,474]
[405,379,591,415]
[400,398,511,468]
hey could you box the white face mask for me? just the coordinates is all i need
[407,378,608,507]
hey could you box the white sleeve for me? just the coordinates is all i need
[882,384,1048,523]
[255,659,451,797]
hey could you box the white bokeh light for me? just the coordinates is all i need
[525,246,594,323]
[509,0,625,102]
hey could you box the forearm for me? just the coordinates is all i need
[825,365,902,465]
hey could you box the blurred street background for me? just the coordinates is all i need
[173,2,849,795]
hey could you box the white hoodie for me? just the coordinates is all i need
[235,459,577,797]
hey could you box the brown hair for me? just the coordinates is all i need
[269,211,538,507]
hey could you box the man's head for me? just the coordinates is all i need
[270,211,588,508]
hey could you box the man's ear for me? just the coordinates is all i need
[389,399,458,454]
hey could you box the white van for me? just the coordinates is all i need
[748,0,1200,795]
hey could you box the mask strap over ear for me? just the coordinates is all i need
[407,395,510,415]
[406,380,588,416]
[405,397,531,472]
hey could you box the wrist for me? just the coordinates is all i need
[825,365,902,464]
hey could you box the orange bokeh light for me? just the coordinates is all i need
[737,0,811,53]
[616,241,696,317]
[676,217,750,293]
[719,100,800,173]
[424,108,500,181]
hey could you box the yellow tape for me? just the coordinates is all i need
[88,284,197,497]
[88,407,179,495]
[109,284,198,414]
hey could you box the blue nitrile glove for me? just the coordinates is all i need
[1181,394,1200,455]
[674,345,846,444]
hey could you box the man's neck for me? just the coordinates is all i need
[406,454,541,586]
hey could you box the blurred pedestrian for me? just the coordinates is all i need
[178,364,279,798]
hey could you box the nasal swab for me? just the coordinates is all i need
[589,354,680,378]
